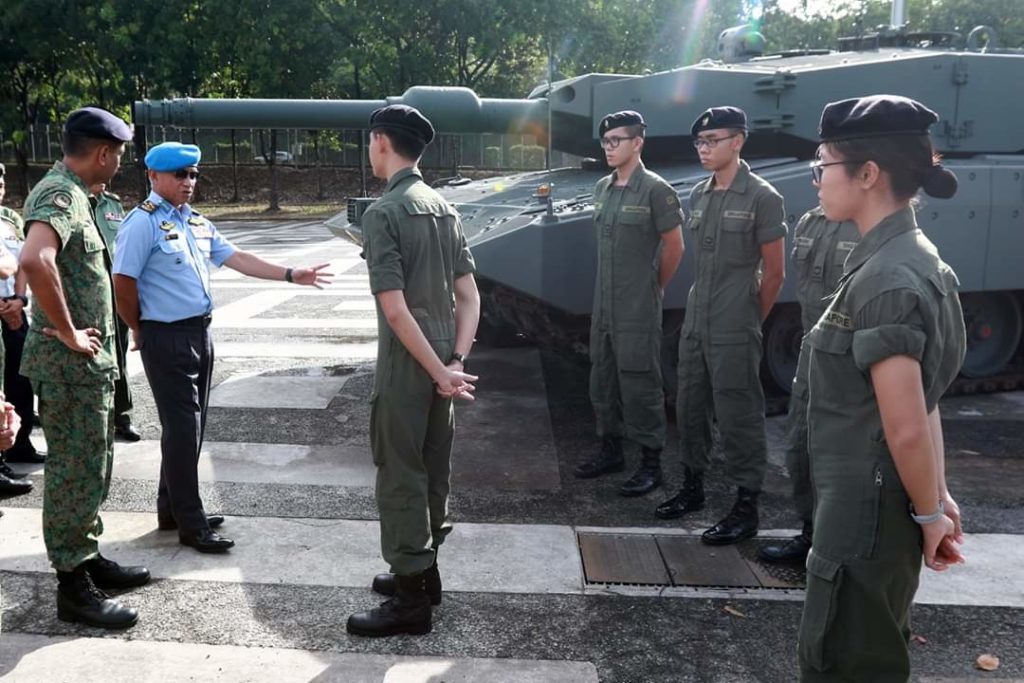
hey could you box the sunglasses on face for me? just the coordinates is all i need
[174,169,200,180]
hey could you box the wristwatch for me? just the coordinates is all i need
[909,499,945,525]
[450,352,467,368]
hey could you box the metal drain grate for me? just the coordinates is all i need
[578,532,806,589]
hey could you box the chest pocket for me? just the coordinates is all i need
[82,223,106,253]
[806,324,853,355]
[833,241,856,268]
[157,232,190,269]
[719,211,755,264]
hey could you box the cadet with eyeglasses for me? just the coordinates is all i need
[656,107,787,546]
[574,111,685,497]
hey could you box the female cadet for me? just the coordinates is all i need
[798,95,967,681]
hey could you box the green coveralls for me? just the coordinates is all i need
[361,167,476,576]
[590,162,684,451]
[677,160,787,491]
[786,208,860,526]
[799,207,966,682]
[92,191,133,427]
[21,162,118,572]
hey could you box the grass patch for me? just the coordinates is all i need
[201,202,345,220]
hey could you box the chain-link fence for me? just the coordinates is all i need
[0,125,580,170]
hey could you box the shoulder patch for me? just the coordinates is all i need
[139,200,158,213]
[666,194,678,206]
[52,192,72,209]
[159,220,176,232]
[822,309,853,329]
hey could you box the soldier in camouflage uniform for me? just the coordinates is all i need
[759,208,859,564]
[19,108,150,629]
[90,182,139,442]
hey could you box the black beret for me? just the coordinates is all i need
[691,107,747,136]
[369,105,435,145]
[599,110,646,137]
[63,107,133,142]
[819,95,938,142]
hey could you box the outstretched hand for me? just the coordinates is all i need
[291,263,334,289]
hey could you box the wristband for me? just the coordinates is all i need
[450,352,466,366]
[909,499,945,525]
[284,267,294,283]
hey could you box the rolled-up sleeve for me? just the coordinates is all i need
[851,288,927,370]
[363,209,405,293]
[754,190,787,244]
[650,181,684,233]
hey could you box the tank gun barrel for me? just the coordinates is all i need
[133,85,549,136]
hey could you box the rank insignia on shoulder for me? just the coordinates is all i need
[52,192,72,209]
[139,200,158,213]
[159,220,176,232]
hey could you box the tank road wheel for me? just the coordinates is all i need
[761,304,803,394]
[960,292,1023,378]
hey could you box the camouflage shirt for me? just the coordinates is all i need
[21,161,117,385]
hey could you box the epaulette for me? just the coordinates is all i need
[105,191,121,201]
[139,200,158,213]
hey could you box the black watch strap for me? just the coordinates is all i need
[450,352,466,365]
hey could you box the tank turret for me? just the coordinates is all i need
[134,22,1024,398]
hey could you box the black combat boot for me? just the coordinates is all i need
[619,447,663,497]
[56,565,138,629]
[654,467,705,519]
[347,572,432,637]
[372,560,442,605]
[574,436,625,479]
[85,554,152,590]
[702,487,760,546]
[758,521,812,564]
[0,470,32,496]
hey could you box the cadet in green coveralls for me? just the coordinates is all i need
[19,108,150,629]
[347,105,480,638]
[799,95,966,682]
[90,183,140,442]
[759,208,859,564]
[656,107,787,546]
[574,110,685,497]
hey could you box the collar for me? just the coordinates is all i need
[148,190,193,218]
[843,206,917,275]
[702,159,751,194]
[52,161,91,195]
[611,161,646,193]
[385,167,422,194]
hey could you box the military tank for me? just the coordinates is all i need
[133,19,1024,397]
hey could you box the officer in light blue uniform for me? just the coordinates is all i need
[113,142,331,553]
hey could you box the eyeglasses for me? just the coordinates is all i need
[809,159,861,183]
[600,135,637,150]
[174,169,200,180]
[693,134,739,150]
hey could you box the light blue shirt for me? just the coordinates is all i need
[113,191,236,322]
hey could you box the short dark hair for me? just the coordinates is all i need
[62,133,120,158]
[372,127,427,161]
[826,134,955,201]
[624,124,645,139]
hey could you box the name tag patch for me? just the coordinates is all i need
[621,205,651,214]
[105,212,122,221]
[723,210,755,220]
[837,241,857,251]
[796,236,814,248]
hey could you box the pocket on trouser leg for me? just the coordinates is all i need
[798,551,844,674]
[369,397,383,467]
[614,330,653,373]
[709,333,752,391]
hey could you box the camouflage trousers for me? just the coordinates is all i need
[37,380,115,571]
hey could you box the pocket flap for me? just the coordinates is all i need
[807,326,853,354]
[710,331,748,346]
[805,550,842,582]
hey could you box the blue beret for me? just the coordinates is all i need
[369,105,435,145]
[819,95,939,142]
[691,107,747,136]
[145,142,202,171]
[64,107,133,142]
[599,111,646,138]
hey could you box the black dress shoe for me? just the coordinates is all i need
[348,573,432,637]
[179,528,234,553]
[702,487,760,546]
[654,467,705,519]
[574,436,625,479]
[758,523,812,564]
[114,423,142,442]
[4,447,45,464]
[373,562,442,605]
[0,460,27,480]
[158,514,225,531]
[0,471,32,495]
[56,566,138,629]
[85,554,151,590]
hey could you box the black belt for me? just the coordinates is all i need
[141,314,212,328]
